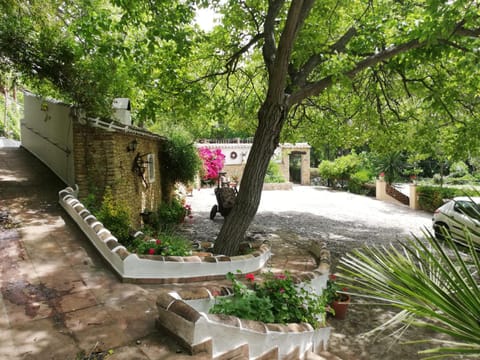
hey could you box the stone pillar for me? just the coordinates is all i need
[376,179,387,200]
[300,152,310,185]
[409,184,419,210]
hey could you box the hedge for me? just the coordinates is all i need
[417,185,479,212]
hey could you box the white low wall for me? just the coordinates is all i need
[22,93,75,185]
[59,186,271,283]
[157,268,331,359]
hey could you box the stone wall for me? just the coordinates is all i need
[73,123,164,227]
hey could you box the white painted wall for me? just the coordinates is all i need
[196,143,253,166]
[21,93,74,185]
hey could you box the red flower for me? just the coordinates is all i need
[156,239,162,245]
[279,288,285,293]
[329,274,337,281]
[245,273,255,282]
[275,274,286,280]
[148,248,155,255]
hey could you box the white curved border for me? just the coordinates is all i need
[157,269,331,359]
[58,186,271,282]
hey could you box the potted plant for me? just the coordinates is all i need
[325,274,351,320]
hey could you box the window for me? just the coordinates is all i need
[147,153,155,183]
[454,201,480,221]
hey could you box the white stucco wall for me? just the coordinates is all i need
[21,93,75,185]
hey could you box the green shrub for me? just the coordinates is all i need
[96,187,133,247]
[449,161,469,178]
[210,271,327,328]
[318,160,335,183]
[265,161,285,183]
[417,185,477,212]
[158,129,201,202]
[157,198,187,228]
[338,231,480,358]
[130,231,191,256]
[374,151,408,184]
[444,174,477,185]
[348,169,373,194]
[318,153,363,187]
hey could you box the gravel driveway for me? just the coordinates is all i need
[185,185,432,268]
[183,185,451,360]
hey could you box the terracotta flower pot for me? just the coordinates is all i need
[332,294,351,320]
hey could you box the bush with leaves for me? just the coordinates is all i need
[417,186,477,212]
[348,169,373,194]
[96,187,133,247]
[374,151,408,184]
[319,152,372,189]
[154,197,188,229]
[449,161,469,178]
[130,231,191,257]
[159,129,201,202]
[265,160,285,183]
[210,271,327,328]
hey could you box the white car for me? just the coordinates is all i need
[432,196,480,246]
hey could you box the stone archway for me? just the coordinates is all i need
[280,143,311,185]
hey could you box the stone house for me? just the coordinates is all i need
[21,92,166,227]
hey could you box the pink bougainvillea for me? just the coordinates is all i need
[198,147,225,180]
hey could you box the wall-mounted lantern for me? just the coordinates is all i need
[127,139,138,152]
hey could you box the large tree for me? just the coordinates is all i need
[2,1,480,256]
[211,0,480,255]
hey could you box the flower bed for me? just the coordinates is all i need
[156,268,331,359]
[58,186,271,283]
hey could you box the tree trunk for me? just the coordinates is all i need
[213,99,288,256]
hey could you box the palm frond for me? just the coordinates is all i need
[338,228,480,358]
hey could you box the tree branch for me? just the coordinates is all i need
[226,32,265,72]
[287,39,423,106]
[454,25,480,38]
[291,26,358,89]
[287,16,480,107]
[262,0,284,75]
[269,0,315,99]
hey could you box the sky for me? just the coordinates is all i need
[195,7,218,32]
